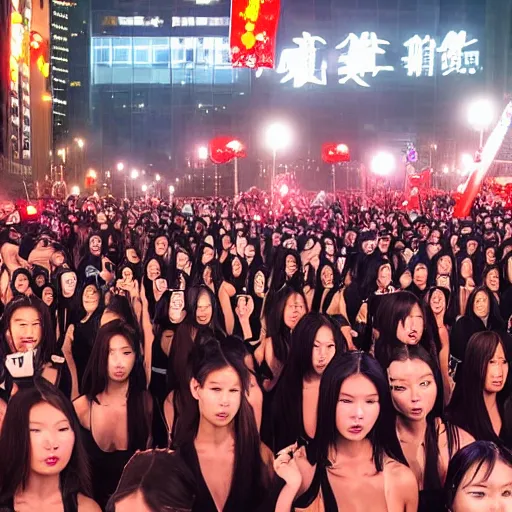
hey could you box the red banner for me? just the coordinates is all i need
[230,0,281,68]
[404,168,431,211]
[209,137,247,164]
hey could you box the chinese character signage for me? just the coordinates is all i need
[258,29,481,87]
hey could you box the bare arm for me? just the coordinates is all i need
[219,281,236,335]
[61,324,79,400]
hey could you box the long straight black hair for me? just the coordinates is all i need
[190,337,270,503]
[81,320,150,452]
[448,331,512,445]
[311,351,407,471]
[272,313,346,452]
[0,379,91,502]
[388,344,460,491]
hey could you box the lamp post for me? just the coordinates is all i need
[169,184,175,203]
[131,169,139,200]
[265,122,292,206]
[198,146,208,195]
[468,98,494,149]
[117,162,126,198]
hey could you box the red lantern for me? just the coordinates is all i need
[321,143,351,164]
[209,137,247,164]
[230,0,281,68]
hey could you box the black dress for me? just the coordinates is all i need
[0,493,79,512]
[72,314,101,394]
[79,401,133,510]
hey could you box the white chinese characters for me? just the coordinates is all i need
[402,35,436,77]
[437,30,479,75]
[336,31,394,87]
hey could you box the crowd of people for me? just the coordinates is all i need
[0,187,511,511]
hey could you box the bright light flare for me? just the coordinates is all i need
[155,174,161,181]
[71,186,80,195]
[131,169,139,180]
[116,162,124,172]
[370,151,395,176]
[279,184,289,197]
[26,205,38,216]
[75,138,84,149]
[336,144,349,153]
[266,122,293,152]
[461,153,474,168]
[226,139,243,152]
[442,166,449,174]
[141,184,148,192]
[468,98,495,131]
[198,146,208,160]
[88,169,97,179]
[169,185,175,194]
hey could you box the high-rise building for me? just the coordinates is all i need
[0,0,52,191]
[50,0,74,149]
[83,0,512,194]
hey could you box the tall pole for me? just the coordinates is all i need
[331,164,336,199]
[271,148,276,207]
[234,157,239,197]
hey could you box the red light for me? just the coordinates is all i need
[26,205,37,216]
[279,184,289,197]
[254,214,261,222]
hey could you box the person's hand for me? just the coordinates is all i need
[274,444,303,490]
[235,296,254,321]
[100,256,115,284]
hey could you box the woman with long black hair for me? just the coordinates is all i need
[387,344,473,511]
[73,320,152,509]
[274,351,418,511]
[448,331,512,448]
[0,379,100,511]
[272,313,346,452]
[176,337,272,511]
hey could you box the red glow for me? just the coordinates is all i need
[26,205,37,216]
[321,143,351,164]
[209,137,247,164]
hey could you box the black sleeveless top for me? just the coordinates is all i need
[79,401,133,510]
[0,492,79,512]
[71,315,100,395]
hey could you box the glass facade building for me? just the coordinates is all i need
[85,0,511,194]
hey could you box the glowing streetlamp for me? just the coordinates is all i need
[70,185,80,196]
[116,162,124,172]
[370,151,395,177]
[265,122,292,202]
[155,174,161,182]
[141,184,148,193]
[461,153,474,169]
[75,138,84,149]
[468,98,495,148]
[131,169,139,180]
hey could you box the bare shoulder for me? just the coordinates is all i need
[77,494,102,512]
[456,426,475,448]
[385,459,418,495]
[73,395,90,428]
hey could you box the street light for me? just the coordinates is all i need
[117,162,124,172]
[461,153,474,169]
[131,169,139,180]
[468,98,494,148]
[141,184,148,193]
[370,151,395,176]
[155,174,161,182]
[71,185,80,196]
[198,146,208,161]
[75,138,84,149]
[265,122,292,203]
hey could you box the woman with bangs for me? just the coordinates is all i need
[176,337,273,512]
[444,441,512,511]
[448,331,512,448]
[387,344,474,511]
[274,351,418,511]
[73,320,152,509]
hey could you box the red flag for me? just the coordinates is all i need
[230,0,281,68]
[321,143,350,164]
[209,137,247,164]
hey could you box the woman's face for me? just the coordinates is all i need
[430,289,446,316]
[399,270,412,289]
[176,252,190,271]
[388,358,437,422]
[121,267,134,283]
[192,366,242,428]
[336,374,380,442]
[486,248,497,266]
[484,343,508,394]
[14,273,29,294]
[451,459,512,512]
[146,259,161,281]
[461,258,473,280]
[486,269,500,293]
[377,264,392,289]
[467,240,479,256]
[396,304,424,345]
[42,287,54,307]
[196,291,213,325]
[35,274,46,288]
[413,264,428,289]
[203,265,213,286]
[436,274,451,290]
[473,291,490,319]
[324,238,335,256]
[61,272,77,298]
[126,248,140,264]
[108,334,136,383]
[89,235,102,257]
[29,402,75,478]
[320,266,334,289]
[83,284,100,313]
[283,293,306,330]
[254,271,265,297]
[232,257,242,279]
[222,235,232,251]
[285,255,298,278]
[8,306,42,353]
[169,291,185,322]
[437,255,452,276]
[311,325,336,376]
[244,245,256,265]
[154,236,169,256]
[202,247,215,265]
